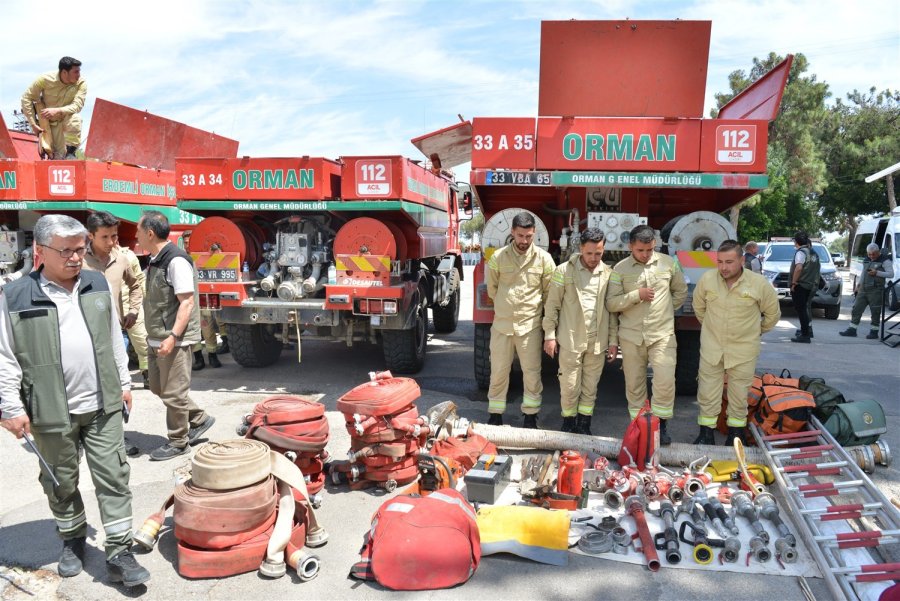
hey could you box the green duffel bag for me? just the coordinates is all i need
[799,377,845,421]
[824,399,886,446]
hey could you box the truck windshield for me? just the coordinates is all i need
[768,245,830,262]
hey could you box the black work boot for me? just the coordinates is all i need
[192,350,205,371]
[58,537,86,577]
[839,326,858,337]
[141,370,150,390]
[866,329,879,340]
[523,414,539,429]
[790,333,811,343]
[573,413,593,436]
[725,427,745,446]
[693,426,716,445]
[216,336,230,354]
[795,327,814,338]
[659,419,672,446]
[487,413,503,426]
[107,550,150,587]
[560,416,576,433]
[207,352,222,368]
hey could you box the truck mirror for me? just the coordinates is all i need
[461,192,473,217]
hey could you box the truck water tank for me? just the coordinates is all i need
[660,211,737,253]
[481,208,550,257]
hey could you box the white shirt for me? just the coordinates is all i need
[0,275,131,419]
[146,253,199,347]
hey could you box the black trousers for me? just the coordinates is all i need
[793,285,813,335]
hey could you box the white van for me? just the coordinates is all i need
[850,207,900,309]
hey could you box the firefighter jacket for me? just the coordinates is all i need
[20,70,87,130]
[486,243,555,336]
[543,254,618,354]
[693,268,781,369]
[606,251,687,346]
[0,271,123,432]
[83,245,144,325]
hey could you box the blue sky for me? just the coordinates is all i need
[1,0,897,168]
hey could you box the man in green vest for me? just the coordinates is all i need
[840,243,894,339]
[0,215,150,586]
[789,231,820,344]
[137,211,215,461]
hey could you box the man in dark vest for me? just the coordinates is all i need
[840,243,894,339]
[136,211,215,461]
[0,215,150,586]
[789,231,820,343]
[743,241,762,273]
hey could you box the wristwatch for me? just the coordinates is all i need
[170,331,184,341]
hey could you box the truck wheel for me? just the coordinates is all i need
[675,330,700,396]
[432,270,460,333]
[229,323,283,367]
[474,323,491,391]
[824,303,841,320]
[888,286,900,311]
[382,289,427,373]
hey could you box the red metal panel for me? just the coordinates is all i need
[410,121,472,170]
[0,161,36,200]
[699,120,769,172]
[33,161,177,205]
[11,131,40,161]
[538,20,711,118]
[340,156,450,209]
[718,56,794,121]
[85,98,239,170]
[176,157,342,200]
[471,118,537,170]
[535,117,701,171]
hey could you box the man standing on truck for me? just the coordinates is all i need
[542,228,618,435]
[606,224,687,446]
[137,211,215,461]
[0,215,150,586]
[20,57,87,160]
[789,231,820,344]
[840,243,894,340]
[692,240,780,445]
[485,212,556,428]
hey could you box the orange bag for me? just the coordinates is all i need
[753,385,816,435]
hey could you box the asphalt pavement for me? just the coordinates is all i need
[1,266,897,600]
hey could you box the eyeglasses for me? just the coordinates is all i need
[40,244,88,258]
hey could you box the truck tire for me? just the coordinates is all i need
[382,288,427,373]
[888,286,900,311]
[675,330,700,396]
[824,303,840,320]
[229,323,283,367]
[432,269,460,333]
[474,323,491,391]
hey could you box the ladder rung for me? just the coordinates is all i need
[770,444,835,456]
[830,562,900,574]
[801,503,883,515]
[763,430,823,441]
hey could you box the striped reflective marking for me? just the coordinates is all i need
[191,252,240,270]
[698,415,718,427]
[55,511,87,533]
[521,396,542,409]
[676,250,717,268]
[103,516,133,535]
[335,255,390,272]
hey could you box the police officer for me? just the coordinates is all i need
[789,231,820,343]
[840,243,894,339]
[606,224,687,445]
[0,215,150,586]
[485,211,555,428]
[692,240,781,445]
[542,228,618,435]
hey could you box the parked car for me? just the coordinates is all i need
[762,240,843,319]
[831,252,846,267]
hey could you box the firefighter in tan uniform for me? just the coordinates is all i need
[693,240,780,445]
[606,224,687,445]
[542,228,618,435]
[485,212,555,428]
[21,57,87,160]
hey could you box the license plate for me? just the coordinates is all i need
[486,171,551,186]
[197,268,238,282]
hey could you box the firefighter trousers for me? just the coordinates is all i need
[126,306,149,371]
[850,288,883,329]
[31,409,134,559]
[621,336,677,420]
[696,355,757,428]
[558,341,606,417]
[488,326,543,415]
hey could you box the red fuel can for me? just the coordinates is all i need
[557,450,585,496]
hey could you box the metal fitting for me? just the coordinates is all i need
[721,537,741,563]
[611,527,630,546]
[578,531,613,554]
[755,492,795,547]
[749,536,772,563]
[604,489,625,509]
[732,491,769,544]
[775,537,797,563]
[668,486,685,504]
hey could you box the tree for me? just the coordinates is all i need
[459,212,484,248]
[711,53,829,240]
[818,88,900,245]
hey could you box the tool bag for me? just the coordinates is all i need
[824,399,886,446]
[618,401,658,470]
[350,489,480,590]
[752,385,816,435]
[798,377,845,421]
[762,369,800,388]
